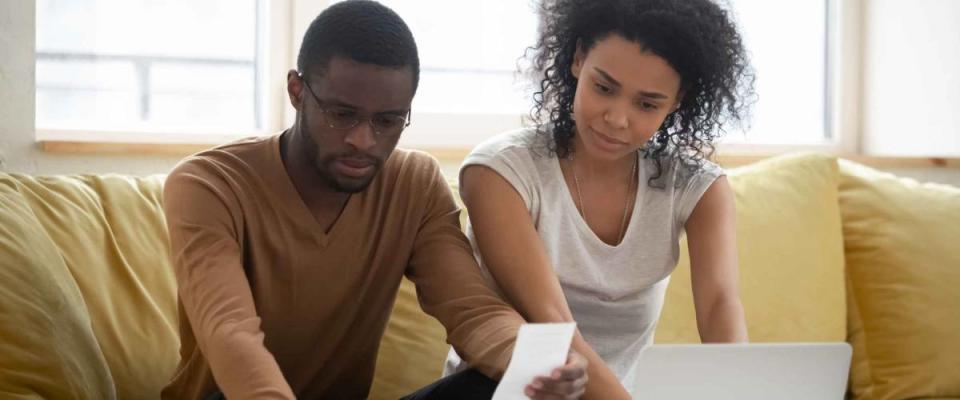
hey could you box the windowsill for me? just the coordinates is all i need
[37,128,263,157]
[36,138,477,165]
[37,136,960,169]
[40,139,219,157]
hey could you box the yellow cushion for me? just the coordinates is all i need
[838,160,960,400]
[657,153,847,343]
[846,273,874,399]
[0,174,116,399]
[10,174,179,400]
[371,278,449,400]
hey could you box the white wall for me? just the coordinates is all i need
[863,0,960,157]
[0,0,182,176]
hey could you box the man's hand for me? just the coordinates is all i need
[524,350,588,399]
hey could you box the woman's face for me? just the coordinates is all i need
[571,34,682,161]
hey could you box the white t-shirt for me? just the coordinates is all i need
[444,127,723,389]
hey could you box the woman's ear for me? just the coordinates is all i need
[672,91,685,112]
[571,40,586,79]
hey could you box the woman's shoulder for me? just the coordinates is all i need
[465,126,553,164]
[641,151,724,190]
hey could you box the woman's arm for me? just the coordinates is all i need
[461,165,632,400]
[685,176,749,343]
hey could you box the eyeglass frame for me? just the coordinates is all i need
[298,73,412,138]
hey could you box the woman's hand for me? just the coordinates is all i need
[525,351,589,399]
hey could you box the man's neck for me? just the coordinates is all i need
[279,129,352,231]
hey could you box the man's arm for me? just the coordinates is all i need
[403,162,524,379]
[164,162,295,400]
[405,156,589,399]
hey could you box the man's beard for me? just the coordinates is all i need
[314,155,381,194]
[300,110,382,194]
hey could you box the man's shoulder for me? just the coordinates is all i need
[388,147,439,166]
[384,148,442,180]
[168,135,276,180]
[373,149,450,203]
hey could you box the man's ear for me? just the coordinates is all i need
[287,69,303,111]
[571,40,586,79]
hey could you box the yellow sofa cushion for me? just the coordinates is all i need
[838,160,960,400]
[846,272,874,399]
[657,153,847,343]
[0,174,116,399]
[9,174,179,400]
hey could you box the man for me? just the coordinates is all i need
[160,1,587,399]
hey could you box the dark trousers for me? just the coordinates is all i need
[202,369,497,400]
[204,391,225,400]
[400,369,498,400]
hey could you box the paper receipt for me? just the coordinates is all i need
[492,322,577,400]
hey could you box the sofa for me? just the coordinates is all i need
[0,153,957,400]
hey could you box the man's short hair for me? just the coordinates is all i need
[297,0,420,92]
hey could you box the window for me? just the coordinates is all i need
[37,0,836,151]
[340,0,833,148]
[36,0,267,134]
[340,0,537,116]
[328,0,538,148]
[725,0,829,146]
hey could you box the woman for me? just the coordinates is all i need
[446,0,755,398]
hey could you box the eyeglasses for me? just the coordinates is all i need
[299,74,411,138]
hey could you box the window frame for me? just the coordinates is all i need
[715,0,858,156]
[35,0,293,144]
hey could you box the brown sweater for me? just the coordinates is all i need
[161,134,522,399]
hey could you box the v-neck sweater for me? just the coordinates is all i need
[161,134,522,400]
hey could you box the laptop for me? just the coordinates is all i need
[629,343,852,399]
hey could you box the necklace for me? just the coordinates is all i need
[571,151,638,244]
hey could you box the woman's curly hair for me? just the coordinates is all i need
[526,0,755,186]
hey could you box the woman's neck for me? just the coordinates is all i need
[570,134,638,181]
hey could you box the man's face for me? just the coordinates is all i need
[289,57,414,193]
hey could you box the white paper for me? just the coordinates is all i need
[492,322,577,400]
